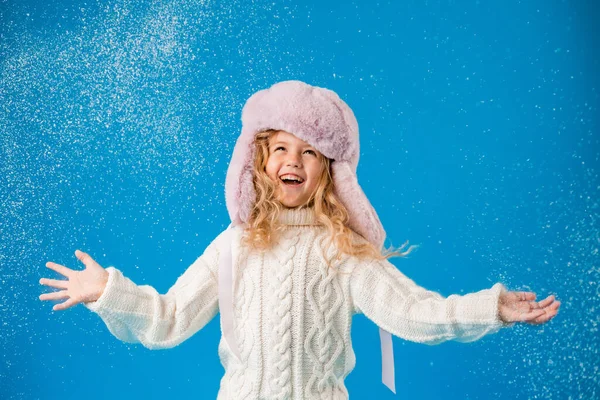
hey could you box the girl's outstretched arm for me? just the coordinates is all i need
[39,230,226,350]
[349,258,555,345]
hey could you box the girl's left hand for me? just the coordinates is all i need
[498,291,561,325]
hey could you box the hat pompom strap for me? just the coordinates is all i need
[380,328,396,393]
[218,219,243,363]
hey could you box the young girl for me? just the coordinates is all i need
[39,80,560,399]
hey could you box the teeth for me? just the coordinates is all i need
[280,174,304,182]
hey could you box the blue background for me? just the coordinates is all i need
[1,0,598,398]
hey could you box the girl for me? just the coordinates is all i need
[39,80,560,399]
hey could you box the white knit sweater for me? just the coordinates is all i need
[83,207,510,399]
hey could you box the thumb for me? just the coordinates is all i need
[75,249,100,269]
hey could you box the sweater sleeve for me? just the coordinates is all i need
[82,230,224,349]
[350,258,515,345]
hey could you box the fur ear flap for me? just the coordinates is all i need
[331,161,385,249]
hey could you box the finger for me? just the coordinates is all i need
[534,298,559,315]
[528,316,547,325]
[528,308,547,319]
[75,249,95,267]
[39,277,68,289]
[526,294,556,310]
[518,309,546,324]
[528,302,561,324]
[531,300,560,315]
[530,307,558,325]
[52,298,78,311]
[517,307,544,320]
[45,262,72,278]
[39,290,69,301]
[535,297,554,308]
[516,292,537,301]
[535,296,555,308]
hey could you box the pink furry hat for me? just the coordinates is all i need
[225,79,386,249]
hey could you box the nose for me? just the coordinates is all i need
[285,153,302,168]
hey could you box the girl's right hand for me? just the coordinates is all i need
[498,290,560,325]
[39,250,109,311]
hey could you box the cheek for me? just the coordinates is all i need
[307,163,323,182]
[265,161,279,180]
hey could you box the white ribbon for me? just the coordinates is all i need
[380,328,396,394]
[217,223,242,363]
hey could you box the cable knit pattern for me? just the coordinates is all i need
[83,206,510,399]
[304,234,345,399]
[268,229,299,399]
[229,241,255,399]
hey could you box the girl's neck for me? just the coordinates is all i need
[277,206,319,226]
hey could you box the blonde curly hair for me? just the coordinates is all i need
[240,129,418,269]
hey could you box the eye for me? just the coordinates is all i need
[273,146,316,155]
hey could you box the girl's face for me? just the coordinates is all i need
[265,130,323,208]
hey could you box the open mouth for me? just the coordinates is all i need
[280,177,305,187]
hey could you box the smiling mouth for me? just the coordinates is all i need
[280,177,304,187]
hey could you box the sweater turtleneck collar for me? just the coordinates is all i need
[277,206,320,226]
